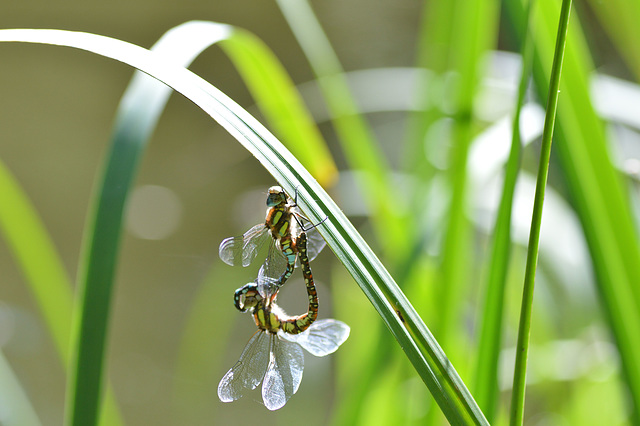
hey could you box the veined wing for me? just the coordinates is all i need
[218,331,270,403]
[291,206,326,263]
[261,335,304,411]
[256,242,288,299]
[281,319,350,357]
[219,223,269,267]
[304,224,327,262]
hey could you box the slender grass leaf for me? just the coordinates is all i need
[275,0,408,260]
[0,28,488,425]
[0,158,122,426]
[506,0,640,421]
[218,28,337,186]
[510,0,572,424]
[473,0,533,420]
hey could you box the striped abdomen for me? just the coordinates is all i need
[253,232,318,335]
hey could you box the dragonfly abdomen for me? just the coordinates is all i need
[279,233,318,335]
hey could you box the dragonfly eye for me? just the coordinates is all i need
[266,186,286,207]
[234,283,261,312]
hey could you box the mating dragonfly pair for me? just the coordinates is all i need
[217,186,350,410]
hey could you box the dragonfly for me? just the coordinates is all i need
[218,232,349,410]
[219,186,326,300]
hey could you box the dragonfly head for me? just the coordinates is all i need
[266,186,287,207]
[233,283,262,313]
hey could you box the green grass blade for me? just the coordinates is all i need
[0,157,73,363]
[0,157,123,426]
[1,20,336,425]
[275,0,408,259]
[509,0,572,424]
[218,28,337,186]
[472,0,534,420]
[0,28,487,425]
[507,0,640,421]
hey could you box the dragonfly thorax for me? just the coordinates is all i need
[253,303,282,334]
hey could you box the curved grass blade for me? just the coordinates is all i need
[510,0,572,423]
[0,29,488,425]
[3,20,336,426]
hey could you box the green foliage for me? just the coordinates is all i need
[0,0,639,424]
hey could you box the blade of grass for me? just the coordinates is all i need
[218,28,337,187]
[509,0,572,424]
[2,20,338,425]
[0,158,73,365]
[0,28,488,425]
[472,0,534,421]
[0,158,122,426]
[275,0,408,260]
[506,0,640,420]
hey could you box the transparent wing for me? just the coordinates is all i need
[291,207,326,263]
[257,242,288,299]
[219,223,268,267]
[281,319,350,357]
[261,335,304,411]
[304,224,327,263]
[218,331,270,403]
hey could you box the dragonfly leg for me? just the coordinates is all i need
[293,213,328,233]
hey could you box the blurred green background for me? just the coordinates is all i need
[1,0,639,425]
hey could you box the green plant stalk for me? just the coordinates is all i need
[506,0,640,419]
[0,29,487,425]
[473,0,533,420]
[510,0,572,424]
[275,0,408,261]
